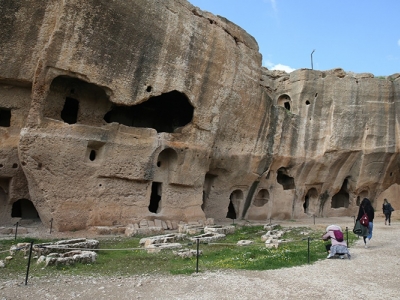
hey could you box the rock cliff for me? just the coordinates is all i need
[1,0,399,231]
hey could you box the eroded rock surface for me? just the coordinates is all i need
[1,0,400,232]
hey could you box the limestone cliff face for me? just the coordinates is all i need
[0,0,399,230]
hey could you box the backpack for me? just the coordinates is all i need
[360,212,369,227]
[333,230,344,242]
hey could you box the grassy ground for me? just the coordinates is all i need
[0,225,358,279]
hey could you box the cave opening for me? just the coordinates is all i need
[11,199,40,219]
[61,97,79,124]
[104,90,193,133]
[0,108,11,127]
[304,188,318,213]
[89,150,96,161]
[277,94,292,111]
[277,168,295,190]
[226,190,243,220]
[226,200,236,219]
[148,182,162,213]
[331,179,350,208]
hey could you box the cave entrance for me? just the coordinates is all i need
[61,97,79,124]
[304,188,318,213]
[277,167,295,190]
[277,94,292,111]
[11,199,40,219]
[226,190,243,220]
[104,90,194,133]
[0,107,11,127]
[148,182,162,213]
[331,179,350,208]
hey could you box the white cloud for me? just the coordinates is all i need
[271,64,296,73]
[264,60,295,73]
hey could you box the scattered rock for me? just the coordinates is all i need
[237,240,253,246]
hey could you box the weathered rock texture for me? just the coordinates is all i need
[1,0,399,231]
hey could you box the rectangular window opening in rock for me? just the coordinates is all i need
[0,107,11,127]
[149,182,162,213]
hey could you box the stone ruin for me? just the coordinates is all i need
[5,238,99,267]
[1,0,400,232]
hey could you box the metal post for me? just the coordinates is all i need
[311,49,315,70]
[303,237,311,264]
[49,218,53,234]
[313,215,315,225]
[196,238,199,273]
[346,227,349,246]
[25,241,34,285]
[14,222,19,240]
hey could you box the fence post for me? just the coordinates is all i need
[49,218,53,234]
[346,227,349,246]
[25,241,34,285]
[196,238,200,273]
[302,237,311,264]
[14,222,19,240]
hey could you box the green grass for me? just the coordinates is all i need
[0,225,358,279]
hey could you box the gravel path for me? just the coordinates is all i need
[1,216,399,299]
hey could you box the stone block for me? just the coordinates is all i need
[166,220,173,230]
[154,219,162,227]
[139,220,148,228]
[162,221,168,230]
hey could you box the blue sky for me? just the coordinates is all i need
[188,0,400,76]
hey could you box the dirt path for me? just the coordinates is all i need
[1,216,399,299]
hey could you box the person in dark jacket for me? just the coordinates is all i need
[382,198,394,226]
[357,198,374,248]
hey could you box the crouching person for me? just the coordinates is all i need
[322,225,351,259]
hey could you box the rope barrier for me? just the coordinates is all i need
[0,246,28,254]
[38,245,145,251]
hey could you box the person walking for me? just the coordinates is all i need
[357,198,374,248]
[382,198,394,226]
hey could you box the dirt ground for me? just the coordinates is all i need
[1,216,399,300]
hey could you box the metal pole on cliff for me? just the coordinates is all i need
[346,227,349,246]
[25,241,34,285]
[311,49,315,70]
[14,222,19,240]
[49,218,53,234]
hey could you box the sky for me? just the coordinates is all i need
[188,0,400,76]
